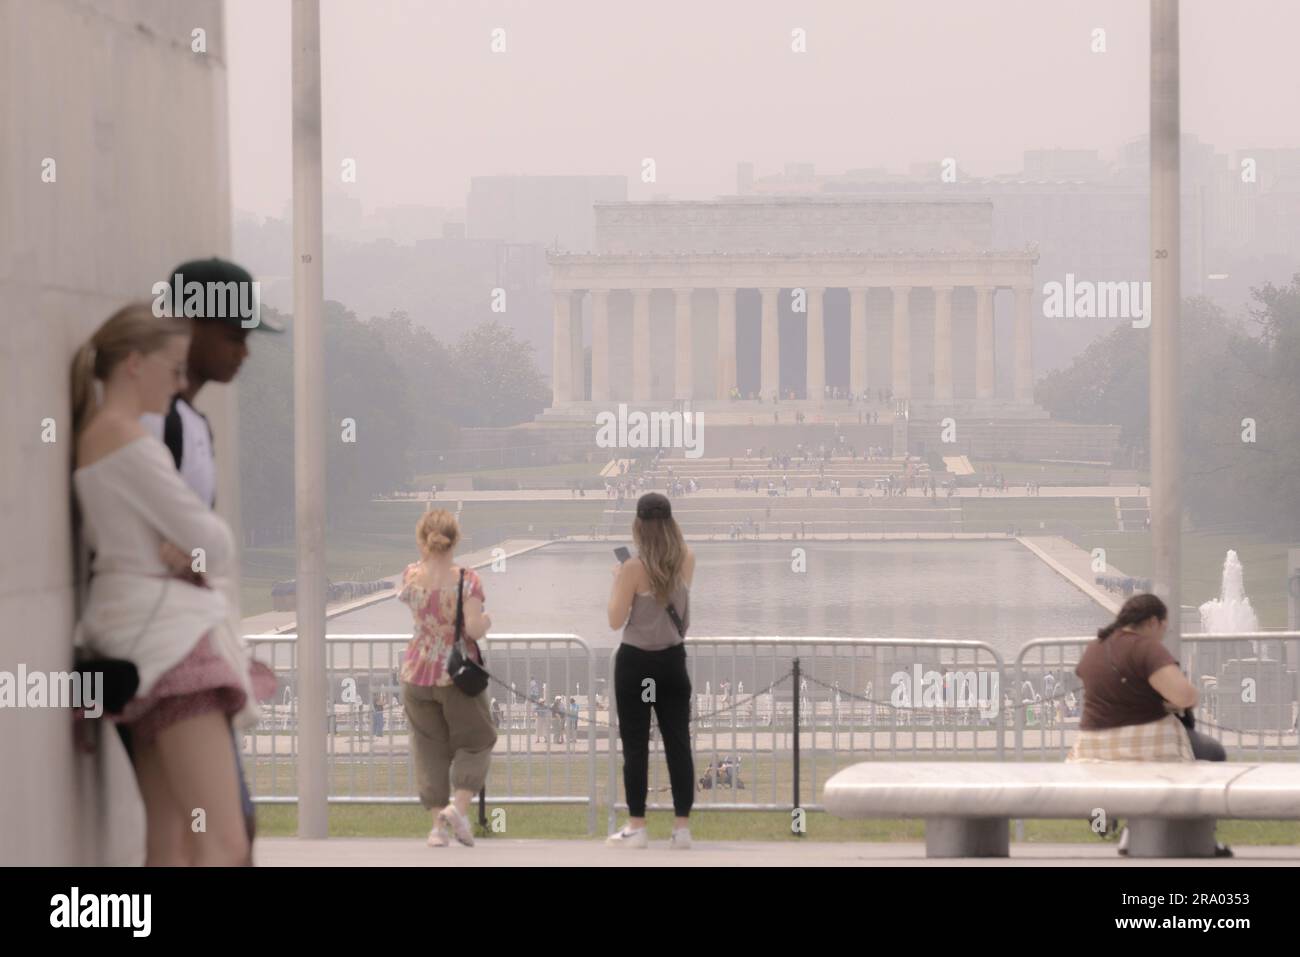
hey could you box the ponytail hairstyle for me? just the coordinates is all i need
[1097,593,1168,641]
[416,508,460,556]
[70,303,190,438]
[632,492,686,604]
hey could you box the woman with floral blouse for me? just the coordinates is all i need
[398,509,496,847]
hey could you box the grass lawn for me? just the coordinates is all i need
[972,460,1148,487]
[1083,529,1293,629]
[252,803,1300,846]
[247,750,1300,844]
[412,461,606,487]
[959,497,1116,533]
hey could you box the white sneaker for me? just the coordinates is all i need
[438,805,475,847]
[427,822,450,847]
[669,827,692,849]
[605,824,648,848]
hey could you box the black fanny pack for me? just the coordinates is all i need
[72,653,139,715]
[72,577,168,715]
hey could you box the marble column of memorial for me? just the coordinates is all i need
[550,280,1035,406]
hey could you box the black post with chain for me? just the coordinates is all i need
[792,656,801,836]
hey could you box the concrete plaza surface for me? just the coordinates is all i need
[255,838,1300,867]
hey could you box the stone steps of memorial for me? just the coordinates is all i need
[642,464,912,475]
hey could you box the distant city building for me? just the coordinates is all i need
[1021,149,1109,181]
[731,137,1300,372]
[467,175,627,250]
[321,189,461,244]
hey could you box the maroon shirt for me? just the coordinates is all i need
[1075,629,1179,731]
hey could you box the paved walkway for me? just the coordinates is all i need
[255,837,1300,867]
[1018,536,1132,614]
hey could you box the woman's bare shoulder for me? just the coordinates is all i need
[77,413,150,469]
[619,555,648,585]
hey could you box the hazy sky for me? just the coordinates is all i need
[227,0,1300,220]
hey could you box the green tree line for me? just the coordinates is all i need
[1036,275,1300,538]
[237,304,549,542]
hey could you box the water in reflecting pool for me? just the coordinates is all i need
[329,541,1104,659]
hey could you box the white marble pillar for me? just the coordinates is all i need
[849,286,868,397]
[569,290,585,401]
[551,288,572,407]
[933,285,953,403]
[591,288,610,403]
[716,287,737,399]
[632,287,652,402]
[805,286,825,401]
[891,285,911,399]
[760,286,780,400]
[975,285,995,400]
[673,287,693,400]
[1013,284,1034,405]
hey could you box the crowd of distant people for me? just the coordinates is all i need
[726,385,896,405]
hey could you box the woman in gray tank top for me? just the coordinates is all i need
[605,493,696,849]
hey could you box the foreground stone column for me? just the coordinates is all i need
[975,285,995,399]
[891,285,912,399]
[632,287,652,402]
[1013,284,1034,405]
[551,288,572,407]
[760,286,780,400]
[805,286,825,401]
[849,286,868,397]
[591,288,610,403]
[716,287,737,399]
[933,285,953,403]
[674,287,693,400]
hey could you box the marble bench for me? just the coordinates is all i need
[822,762,1300,858]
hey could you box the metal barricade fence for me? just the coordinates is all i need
[1013,637,1088,763]
[1181,632,1300,760]
[604,636,1006,831]
[242,633,599,834]
[243,631,1296,836]
[1015,632,1300,763]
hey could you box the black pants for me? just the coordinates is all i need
[614,643,694,818]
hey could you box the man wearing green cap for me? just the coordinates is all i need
[144,257,282,506]
[140,256,281,861]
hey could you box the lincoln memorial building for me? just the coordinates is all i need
[543,197,1042,419]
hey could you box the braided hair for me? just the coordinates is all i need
[1097,593,1167,641]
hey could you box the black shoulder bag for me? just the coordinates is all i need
[446,569,489,696]
[73,578,169,716]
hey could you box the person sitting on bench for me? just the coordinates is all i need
[1069,593,1230,857]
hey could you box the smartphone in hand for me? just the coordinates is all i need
[613,546,631,564]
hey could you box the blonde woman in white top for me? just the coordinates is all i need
[71,304,267,866]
